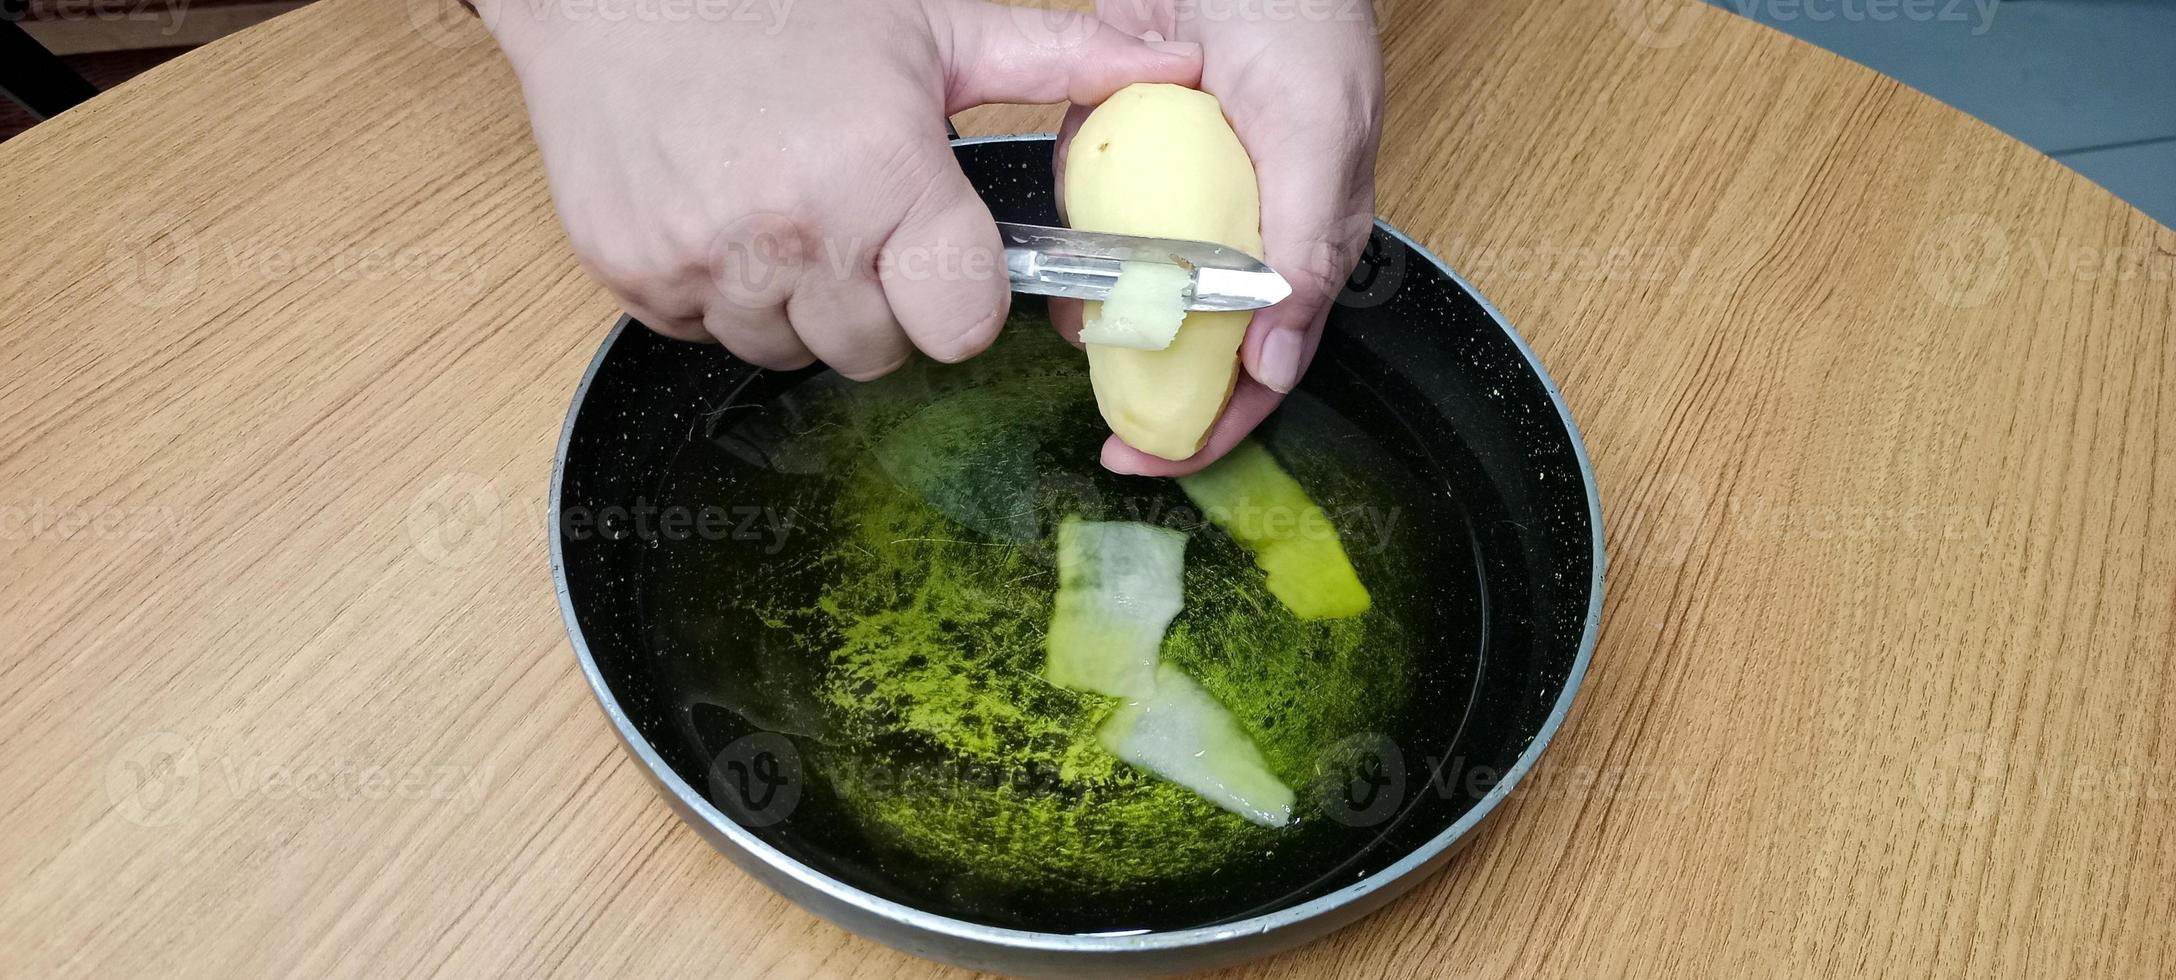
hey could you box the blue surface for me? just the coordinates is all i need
[2054,138,2176,227]
[1706,0,2176,227]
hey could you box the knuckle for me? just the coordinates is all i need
[708,211,811,307]
[657,208,718,270]
[570,234,651,293]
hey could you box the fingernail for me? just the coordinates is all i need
[1147,39,1201,58]
[1101,439,1150,476]
[1257,328,1304,393]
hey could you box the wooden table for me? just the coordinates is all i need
[3,0,2170,975]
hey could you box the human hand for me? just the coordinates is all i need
[1051,1,1384,475]
[484,0,1202,377]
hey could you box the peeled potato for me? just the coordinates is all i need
[1064,83,1263,461]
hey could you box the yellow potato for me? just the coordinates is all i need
[1065,83,1263,461]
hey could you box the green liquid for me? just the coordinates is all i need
[642,319,1467,932]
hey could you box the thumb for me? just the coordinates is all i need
[935,1,1203,113]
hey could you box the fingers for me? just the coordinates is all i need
[1047,297,1086,349]
[1049,101,1092,219]
[785,272,911,380]
[1241,140,1376,394]
[620,300,707,345]
[1101,379,1287,477]
[705,303,816,369]
[702,212,817,369]
[593,151,1003,377]
[574,249,709,342]
[936,0,1202,112]
[1045,101,1094,350]
[878,156,1010,364]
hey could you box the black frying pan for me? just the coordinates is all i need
[550,134,1602,971]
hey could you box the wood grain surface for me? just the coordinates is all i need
[2,0,2171,976]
